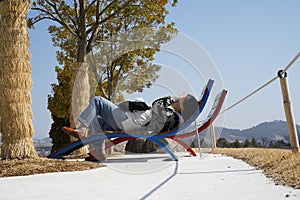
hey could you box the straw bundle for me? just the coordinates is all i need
[0,88,32,102]
[0,0,37,159]
[69,62,90,155]
[0,71,32,88]
[70,63,90,128]
[0,57,31,72]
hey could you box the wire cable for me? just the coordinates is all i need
[220,76,278,114]
[220,52,300,115]
[281,52,300,75]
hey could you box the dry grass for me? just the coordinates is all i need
[0,157,103,178]
[212,148,300,189]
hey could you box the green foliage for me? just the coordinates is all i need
[269,140,291,149]
[87,27,177,100]
[243,138,251,147]
[216,138,231,148]
[31,0,178,150]
[48,115,71,152]
[32,0,178,100]
[47,65,72,118]
[251,138,262,148]
[216,137,263,149]
[30,0,178,61]
[231,139,242,148]
[47,65,72,151]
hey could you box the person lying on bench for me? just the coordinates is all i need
[62,94,198,161]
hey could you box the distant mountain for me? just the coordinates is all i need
[0,137,52,146]
[218,120,300,143]
[40,137,52,144]
[1,121,299,146]
[33,137,52,147]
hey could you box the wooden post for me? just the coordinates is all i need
[195,121,202,158]
[278,70,300,153]
[210,124,217,152]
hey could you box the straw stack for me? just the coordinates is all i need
[69,62,90,155]
[0,0,37,159]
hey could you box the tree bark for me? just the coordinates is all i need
[69,62,90,155]
[69,0,89,156]
[0,0,37,159]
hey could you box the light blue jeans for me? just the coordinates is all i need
[78,96,128,150]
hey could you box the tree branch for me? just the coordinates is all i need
[86,0,101,54]
[31,16,59,25]
[74,0,79,23]
[97,0,119,18]
[43,0,78,37]
[60,2,78,33]
[85,0,98,12]
[87,0,134,35]
[98,71,108,99]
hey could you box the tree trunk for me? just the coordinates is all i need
[68,0,90,156]
[0,0,37,159]
[69,62,90,156]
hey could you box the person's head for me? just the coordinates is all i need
[172,94,199,122]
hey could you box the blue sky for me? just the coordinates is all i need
[29,0,300,139]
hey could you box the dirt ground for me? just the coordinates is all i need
[0,157,103,178]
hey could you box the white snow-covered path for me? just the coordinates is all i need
[0,153,299,200]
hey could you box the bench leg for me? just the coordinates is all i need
[149,138,178,161]
[171,138,197,156]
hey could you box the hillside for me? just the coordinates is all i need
[1,120,299,147]
[218,120,300,143]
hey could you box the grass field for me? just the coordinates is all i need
[210,148,300,189]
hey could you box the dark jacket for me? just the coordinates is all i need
[151,96,180,132]
[118,96,179,132]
